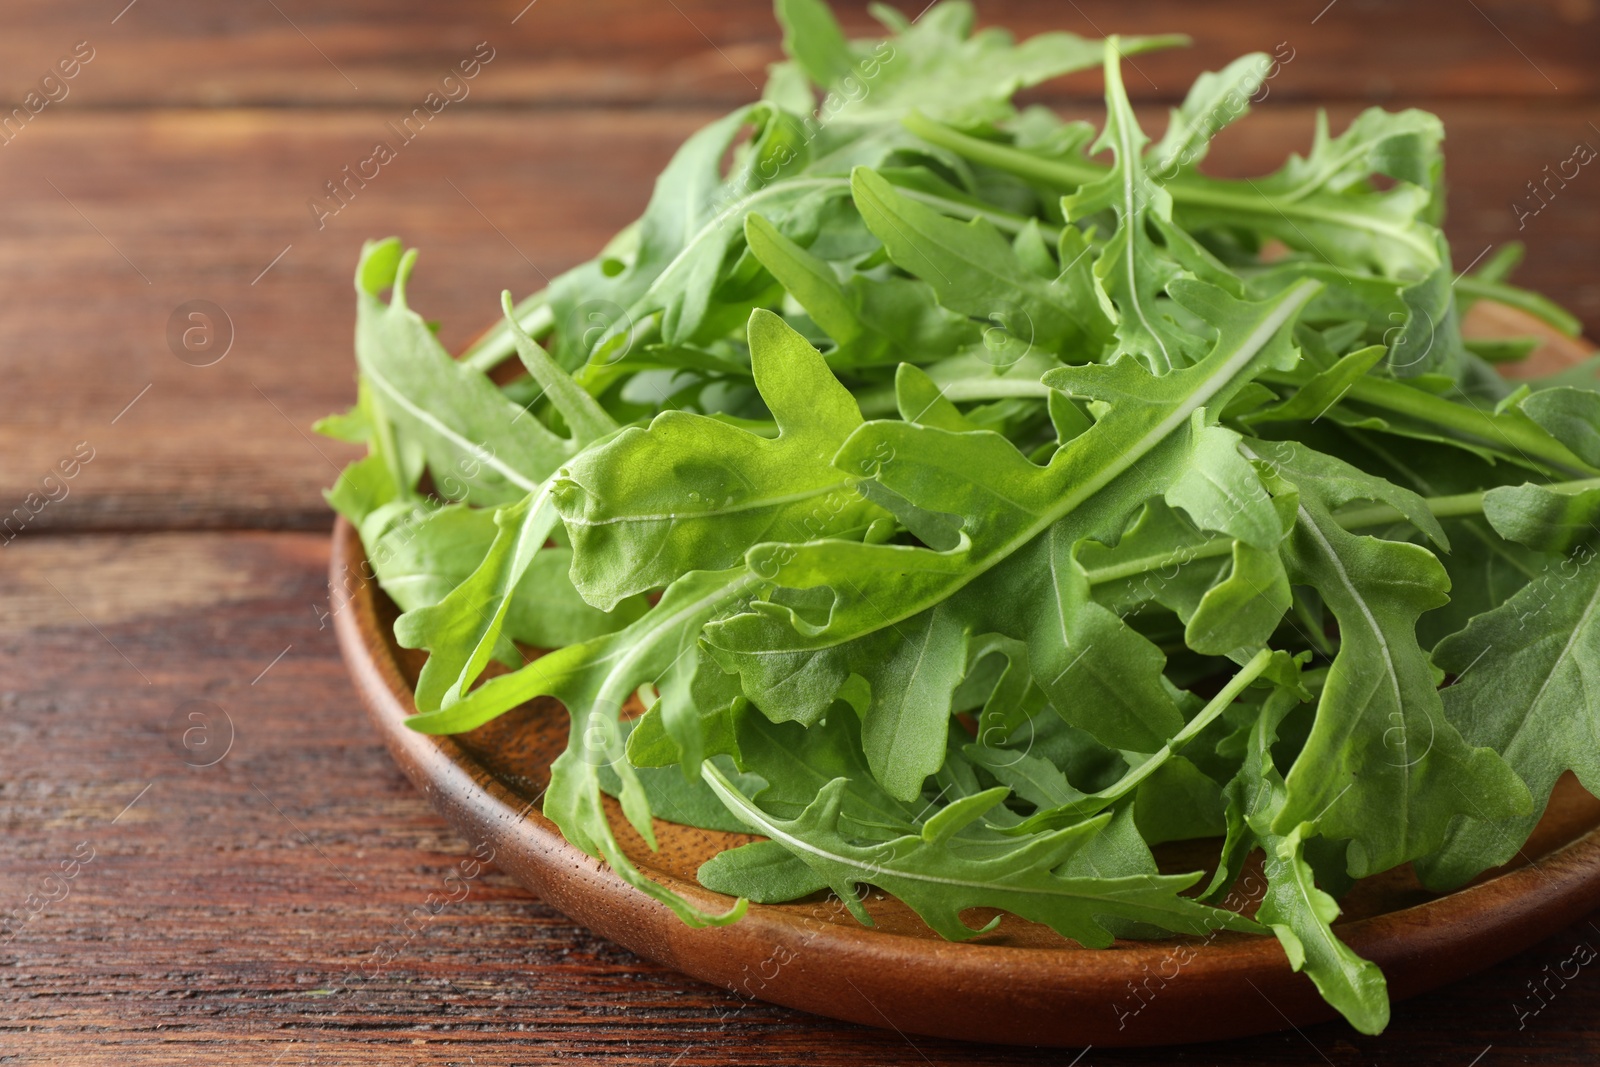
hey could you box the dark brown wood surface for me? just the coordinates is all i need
[3,2,1599,1063]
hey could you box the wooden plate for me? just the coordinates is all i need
[331,304,1600,1048]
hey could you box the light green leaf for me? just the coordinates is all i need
[395,488,560,713]
[1148,53,1272,176]
[744,211,981,366]
[702,763,1257,946]
[781,0,1184,127]
[1260,826,1391,1035]
[1482,481,1600,555]
[554,310,884,609]
[1420,550,1600,888]
[851,166,1113,359]
[408,566,764,927]
[1213,690,1391,1034]
[1253,440,1528,876]
[1064,38,1200,373]
[354,240,571,505]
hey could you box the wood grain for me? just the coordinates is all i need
[1,0,1596,109]
[2,532,1599,1064]
[5,2,1600,1061]
[1,102,1598,534]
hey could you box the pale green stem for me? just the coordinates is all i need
[900,112,1438,266]
[1085,476,1600,588]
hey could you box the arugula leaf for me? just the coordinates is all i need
[728,703,925,840]
[353,240,572,504]
[698,839,828,902]
[1420,541,1600,888]
[744,211,981,366]
[408,566,762,926]
[1003,648,1281,833]
[596,718,766,836]
[1148,53,1271,176]
[1206,690,1391,1033]
[703,762,1258,946]
[1250,439,1529,876]
[1482,481,1600,555]
[1522,386,1600,467]
[776,0,1185,128]
[902,106,1445,278]
[394,490,559,712]
[362,502,644,649]
[328,455,400,530]
[393,297,623,712]
[554,310,884,609]
[850,166,1112,359]
[1063,39,1197,373]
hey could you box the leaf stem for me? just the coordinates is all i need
[451,182,1058,376]
[901,112,1438,267]
[1455,276,1582,337]
[1085,476,1600,588]
[1262,369,1600,476]
[460,295,554,373]
[1007,649,1276,830]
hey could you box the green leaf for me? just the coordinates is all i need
[1164,416,1281,550]
[746,212,862,344]
[395,489,560,713]
[1252,439,1528,876]
[1420,549,1600,888]
[1148,53,1272,176]
[699,839,829,902]
[1522,387,1600,468]
[730,703,924,840]
[855,601,971,799]
[702,762,1258,945]
[553,310,884,609]
[1267,107,1444,199]
[353,240,572,505]
[1247,345,1386,425]
[1064,39,1201,373]
[548,100,836,367]
[596,739,765,837]
[1213,690,1391,1034]
[744,211,981,366]
[408,566,763,927]
[364,502,645,649]
[781,0,1185,127]
[1184,538,1294,656]
[962,632,1048,739]
[1132,756,1226,845]
[904,105,1445,279]
[500,290,618,446]
[327,454,399,529]
[1001,648,1281,834]
[1259,825,1391,1034]
[1482,481,1600,555]
[774,0,857,90]
[850,166,1113,359]
[362,502,489,613]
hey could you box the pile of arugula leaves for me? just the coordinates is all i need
[321,0,1600,1035]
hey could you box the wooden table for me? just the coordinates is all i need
[3,2,1598,1063]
